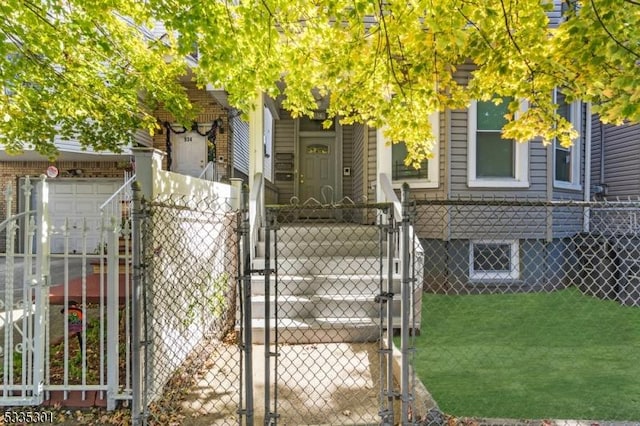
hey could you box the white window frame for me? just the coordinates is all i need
[378,112,439,189]
[469,240,520,281]
[553,89,582,191]
[467,100,529,188]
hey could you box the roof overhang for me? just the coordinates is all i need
[0,149,132,162]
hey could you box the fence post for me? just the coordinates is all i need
[241,185,255,424]
[400,183,411,424]
[230,178,243,211]
[131,181,144,425]
[3,184,14,398]
[32,176,49,404]
[384,208,396,425]
[106,216,120,410]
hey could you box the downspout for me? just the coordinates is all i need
[584,103,592,232]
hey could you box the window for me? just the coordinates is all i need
[469,240,520,280]
[378,112,439,189]
[392,142,429,180]
[468,99,529,188]
[553,89,581,190]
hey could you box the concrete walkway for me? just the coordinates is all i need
[180,342,388,425]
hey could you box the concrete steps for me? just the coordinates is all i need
[250,224,400,344]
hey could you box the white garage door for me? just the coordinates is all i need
[48,180,122,254]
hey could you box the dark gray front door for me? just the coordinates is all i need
[299,136,335,203]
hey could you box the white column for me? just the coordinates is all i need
[248,92,265,182]
[131,148,165,199]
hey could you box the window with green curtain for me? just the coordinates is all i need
[392,141,428,180]
[476,99,515,178]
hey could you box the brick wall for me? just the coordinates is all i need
[152,83,230,179]
[0,161,126,218]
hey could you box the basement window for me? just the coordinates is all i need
[469,240,520,280]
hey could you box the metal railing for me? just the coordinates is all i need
[197,161,215,181]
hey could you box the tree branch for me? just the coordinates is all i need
[590,0,640,59]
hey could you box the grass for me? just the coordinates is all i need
[411,287,640,421]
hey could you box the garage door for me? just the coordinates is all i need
[48,180,122,254]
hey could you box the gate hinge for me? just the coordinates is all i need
[374,292,394,303]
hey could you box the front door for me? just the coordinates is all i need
[172,131,207,177]
[299,136,336,203]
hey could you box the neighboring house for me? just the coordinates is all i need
[590,118,640,200]
[0,40,237,256]
[588,117,640,236]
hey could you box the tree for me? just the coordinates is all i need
[2,0,638,165]
[0,0,194,159]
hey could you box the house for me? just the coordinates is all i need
[587,116,640,236]
[590,118,640,200]
[243,60,588,292]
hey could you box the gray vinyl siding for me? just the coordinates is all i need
[548,0,564,28]
[231,113,250,177]
[342,124,354,199]
[448,205,547,240]
[593,119,640,198]
[414,204,448,239]
[352,124,365,204]
[590,117,603,193]
[273,110,296,202]
[366,126,377,224]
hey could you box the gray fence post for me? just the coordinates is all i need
[263,210,271,425]
[131,181,144,426]
[241,185,255,424]
[400,183,411,424]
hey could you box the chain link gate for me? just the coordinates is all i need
[257,199,419,425]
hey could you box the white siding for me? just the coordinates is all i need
[231,113,250,177]
[264,106,274,182]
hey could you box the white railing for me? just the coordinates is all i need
[99,173,136,217]
[378,173,424,326]
[198,161,215,181]
[249,172,264,261]
[1,178,41,405]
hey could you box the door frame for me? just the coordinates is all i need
[294,119,343,202]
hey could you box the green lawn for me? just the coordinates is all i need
[412,287,640,421]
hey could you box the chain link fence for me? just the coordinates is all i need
[261,203,398,425]
[137,194,241,425]
[409,198,640,425]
